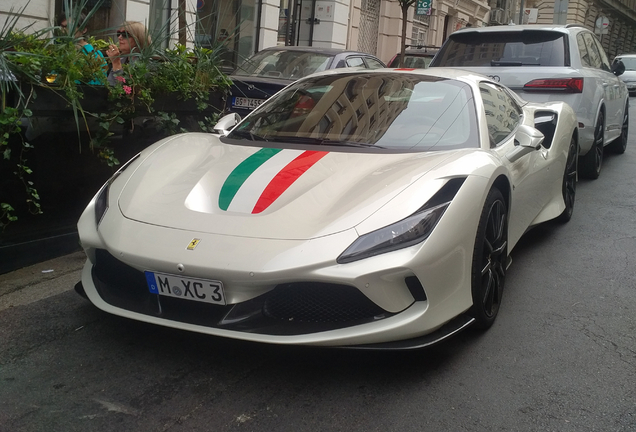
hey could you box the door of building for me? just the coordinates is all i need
[278,0,317,46]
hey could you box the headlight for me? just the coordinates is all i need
[337,202,450,264]
[94,154,140,228]
[337,177,465,264]
[94,183,110,227]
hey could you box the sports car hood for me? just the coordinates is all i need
[117,133,463,240]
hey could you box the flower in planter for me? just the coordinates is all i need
[123,85,132,95]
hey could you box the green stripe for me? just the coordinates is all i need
[219,148,282,210]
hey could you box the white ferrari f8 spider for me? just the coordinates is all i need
[76,68,578,349]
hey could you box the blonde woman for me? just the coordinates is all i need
[105,21,151,86]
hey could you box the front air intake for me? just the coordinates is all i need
[263,282,388,323]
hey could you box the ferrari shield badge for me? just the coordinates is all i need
[187,238,201,250]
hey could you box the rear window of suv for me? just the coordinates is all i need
[430,30,567,67]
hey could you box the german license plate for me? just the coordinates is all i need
[145,271,226,305]
[232,96,265,109]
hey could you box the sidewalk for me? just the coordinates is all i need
[0,251,86,312]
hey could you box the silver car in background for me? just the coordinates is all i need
[430,24,629,179]
[613,54,636,95]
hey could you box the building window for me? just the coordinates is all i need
[195,0,257,69]
[149,0,170,49]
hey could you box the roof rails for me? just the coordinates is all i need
[565,24,585,28]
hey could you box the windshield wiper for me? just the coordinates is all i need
[321,139,386,149]
[228,130,269,141]
[269,136,385,148]
[268,136,324,144]
[491,60,523,66]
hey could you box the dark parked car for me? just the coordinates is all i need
[387,46,439,68]
[226,46,385,118]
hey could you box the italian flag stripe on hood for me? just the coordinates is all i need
[220,148,328,214]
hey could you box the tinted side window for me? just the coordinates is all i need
[582,33,602,69]
[364,57,385,69]
[577,33,591,67]
[480,82,522,147]
[346,57,365,67]
[592,36,611,71]
[431,30,566,67]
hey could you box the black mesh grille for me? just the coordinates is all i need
[263,282,386,323]
[89,250,394,334]
[92,249,158,315]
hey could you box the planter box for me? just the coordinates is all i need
[153,91,226,113]
[1,86,227,273]
[11,84,110,116]
[11,84,226,116]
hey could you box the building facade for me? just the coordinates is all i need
[2,0,635,66]
[487,0,636,56]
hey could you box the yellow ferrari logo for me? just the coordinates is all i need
[187,239,201,250]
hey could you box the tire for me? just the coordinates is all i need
[556,135,578,223]
[579,111,604,180]
[608,103,628,154]
[469,188,507,330]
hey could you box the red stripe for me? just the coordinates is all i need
[252,151,328,214]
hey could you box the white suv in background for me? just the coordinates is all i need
[430,24,629,179]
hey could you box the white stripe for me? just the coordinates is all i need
[227,149,304,213]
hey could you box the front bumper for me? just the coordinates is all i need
[77,174,488,347]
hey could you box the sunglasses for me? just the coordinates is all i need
[116,30,131,38]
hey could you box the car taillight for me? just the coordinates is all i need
[524,78,584,93]
[291,95,316,118]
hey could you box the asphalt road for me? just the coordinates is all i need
[1,106,635,432]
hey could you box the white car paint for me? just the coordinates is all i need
[77,68,579,348]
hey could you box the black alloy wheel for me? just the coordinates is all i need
[470,188,507,330]
[608,104,629,154]
[556,136,578,223]
[580,111,604,179]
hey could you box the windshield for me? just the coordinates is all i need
[431,30,566,67]
[233,50,334,80]
[389,53,437,68]
[226,72,478,151]
[617,57,636,70]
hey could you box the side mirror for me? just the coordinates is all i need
[612,60,626,76]
[213,113,241,135]
[506,124,544,163]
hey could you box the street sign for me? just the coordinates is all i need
[416,0,432,16]
[595,16,609,35]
